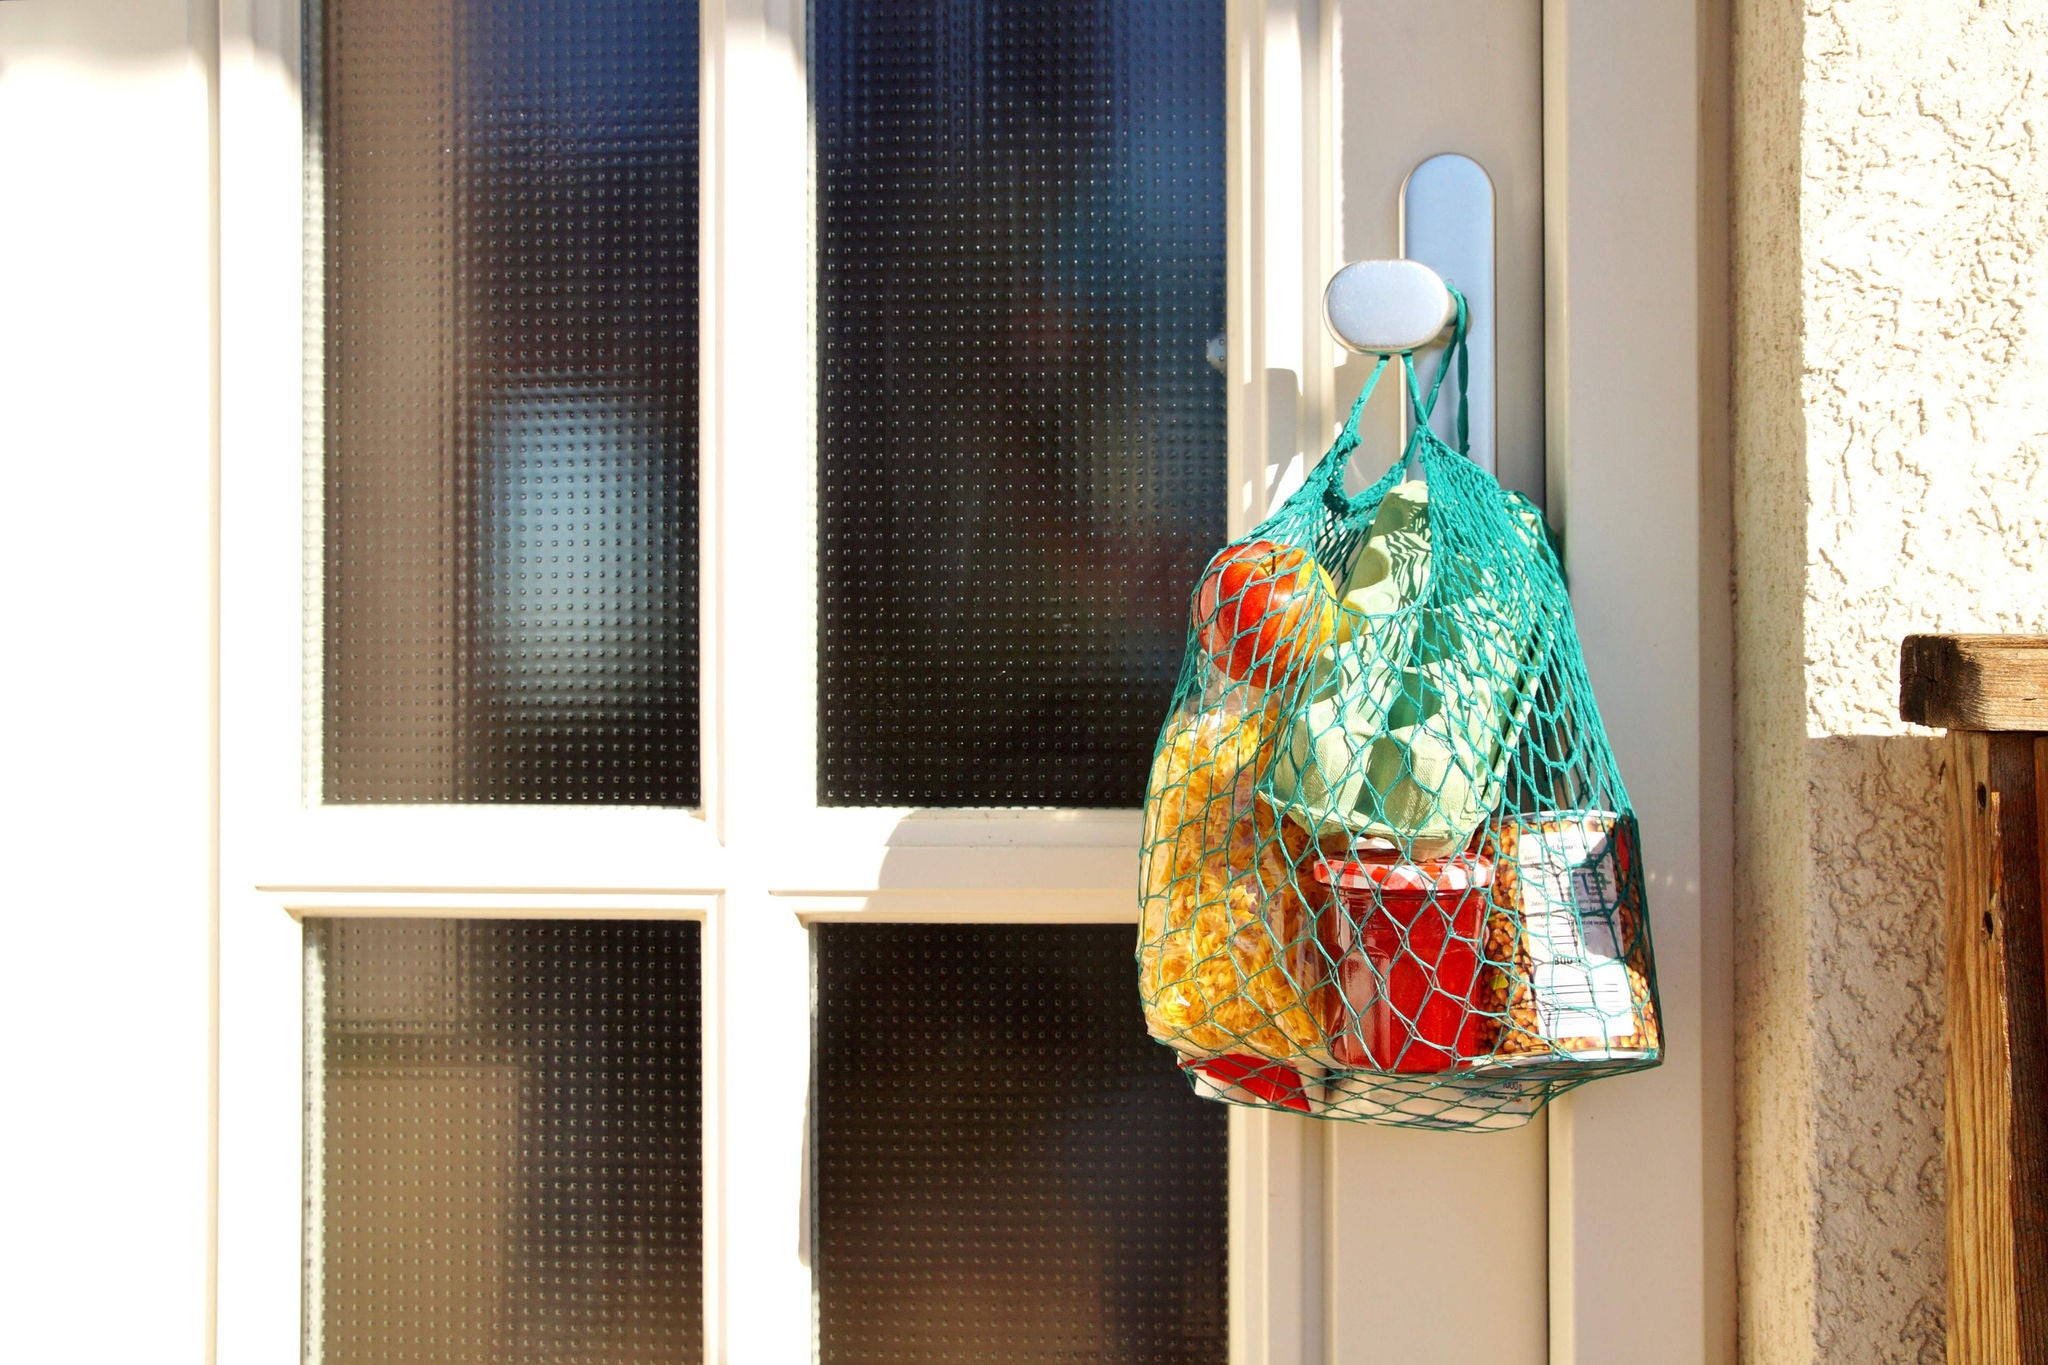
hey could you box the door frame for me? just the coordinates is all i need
[212,2,1732,1361]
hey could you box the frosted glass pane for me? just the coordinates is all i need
[306,919,702,1364]
[813,0,1227,806]
[314,0,699,804]
[813,923,1228,1364]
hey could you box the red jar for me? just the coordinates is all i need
[1314,851,1495,1072]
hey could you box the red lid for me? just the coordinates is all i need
[1313,851,1495,893]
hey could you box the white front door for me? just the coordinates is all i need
[216,2,1725,1361]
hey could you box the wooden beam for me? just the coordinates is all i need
[1942,730,2048,1365]
[1901,635,2048,732]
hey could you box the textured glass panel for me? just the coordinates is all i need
[814,0,1227,806]
[813,924,1228,1364]
[315,0,699,804]
[307,920,702,1364]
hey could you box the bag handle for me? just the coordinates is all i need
[1313,286,1471,516]
[1407,287,1470,458]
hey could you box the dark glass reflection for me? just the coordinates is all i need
[812,924,1229,1364]
[317,0,699,804]
[813,0,1227,806]
[308,919,703,1365]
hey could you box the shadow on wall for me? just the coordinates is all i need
[1805,731,1948,1364]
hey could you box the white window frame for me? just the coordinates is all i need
[216,2,1729,1362]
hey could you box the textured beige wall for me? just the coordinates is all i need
[1734,2,2048,1362]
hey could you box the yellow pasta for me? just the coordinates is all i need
[1138,704,1336,1061]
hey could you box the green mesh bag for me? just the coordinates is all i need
[1136,304,1662,1131]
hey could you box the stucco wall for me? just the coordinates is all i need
[1734,2,2048,1361]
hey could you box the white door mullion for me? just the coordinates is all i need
[1224,6,1332,1362]
[704,1,821,1361]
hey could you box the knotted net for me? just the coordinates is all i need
[1137,308,1662,1131]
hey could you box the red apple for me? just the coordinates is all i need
[1194,540,1337,688]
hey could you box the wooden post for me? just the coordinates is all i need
[1901,634,2048,1365]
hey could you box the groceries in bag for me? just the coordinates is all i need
[1314,848,1495,1072]
[1477,811,1661,1063]
[1136,317,1662,1130]
[1178,1053,1319,1114]
[1268,483,1553,860]
[1136,702,1338,1063]
[1193,539,1339,688]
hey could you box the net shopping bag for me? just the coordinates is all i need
[1136,307,1661,1131]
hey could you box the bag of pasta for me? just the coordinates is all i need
[1137,302,1661,1130]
